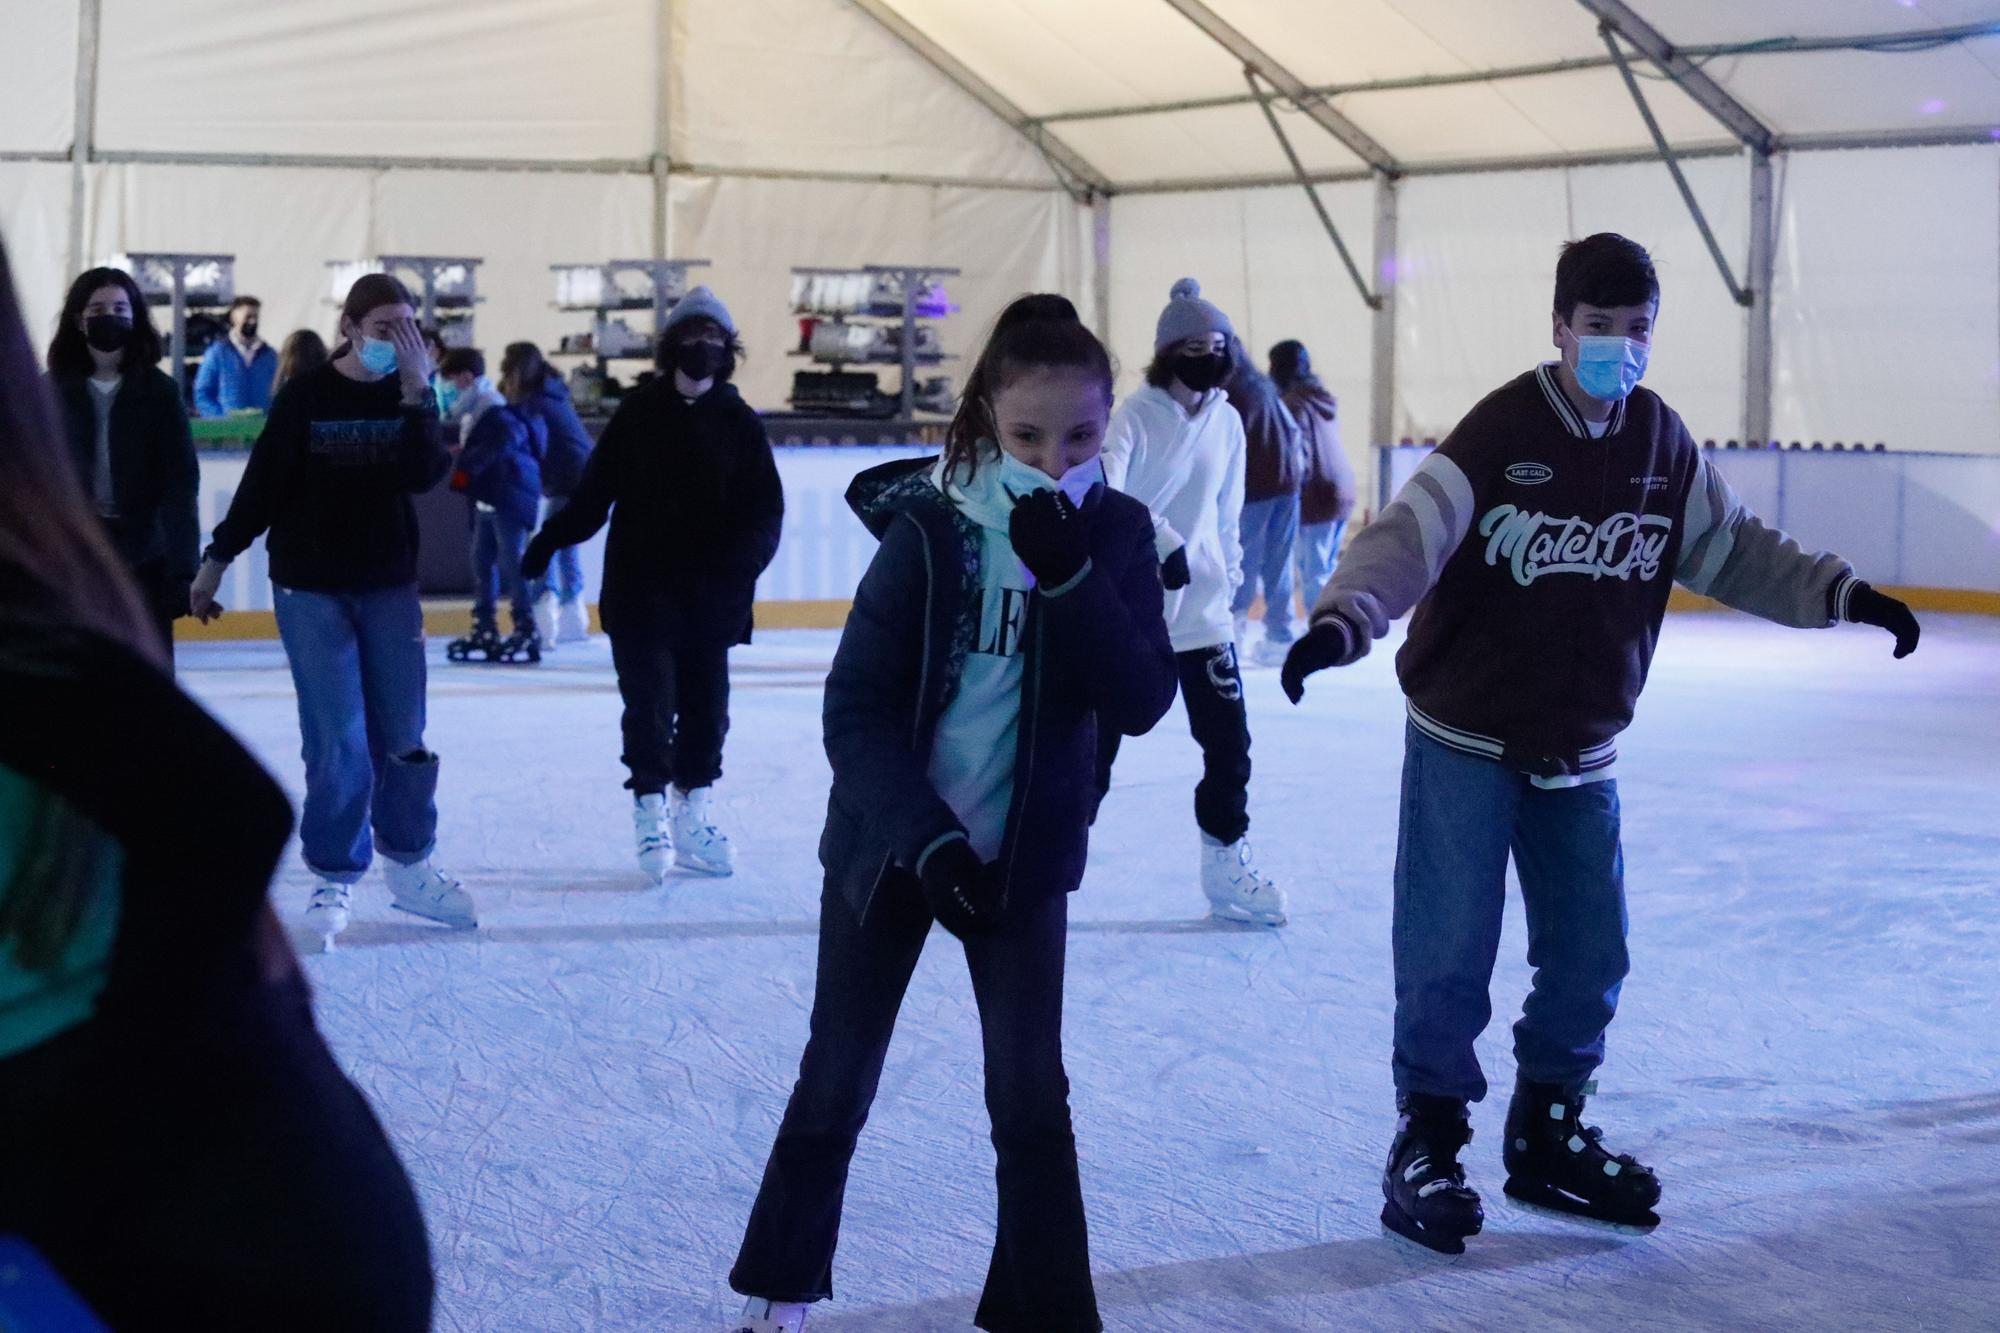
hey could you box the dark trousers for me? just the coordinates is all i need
[609,630,730,794]
[731,876,1100,1333]
[1095,643,1250,844]
[1392,723,1630,1103]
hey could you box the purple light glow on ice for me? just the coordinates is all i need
[1919,98,1947,116]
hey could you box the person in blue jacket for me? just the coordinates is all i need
[726,295,1179,1333]
[444,347,547,663]
[500,342,595,646]
[192,296,278,417]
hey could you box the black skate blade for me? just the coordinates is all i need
[1503,1177,1660,1233]
[1380,1199,1474,1256]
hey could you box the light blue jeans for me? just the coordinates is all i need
[1229,494,1301,641]
[273,583,438,882]
[1392,723,1629,1103]
[535,495,586,604]
[1294,518,1346,619]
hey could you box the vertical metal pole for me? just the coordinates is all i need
[1744,149,1777,446]
[654,0,673,260]
[900,268,917,419]
[67,0,102,281]
[1369,173,1399,502]
[170,262,188,403]
[1091,193,1112,343]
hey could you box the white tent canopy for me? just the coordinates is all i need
[3,0,1997,469]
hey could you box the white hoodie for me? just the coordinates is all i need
[1101,383,1245,651]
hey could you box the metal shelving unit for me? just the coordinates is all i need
[548,258,710,413]
[788,263,959,418]
[120,252,235,406]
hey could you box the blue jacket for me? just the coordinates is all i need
[192,340,278,417]
[516,377,594,497]
[818,457,1178,921]
[455,403,547,529]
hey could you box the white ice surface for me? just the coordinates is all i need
[176,613,2000,1331]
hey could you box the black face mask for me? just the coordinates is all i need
[83,315,133,354]
[674,341,729,382]
[240,319,259,340]
[1173,351,1230,393]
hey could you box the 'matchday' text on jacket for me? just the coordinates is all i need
[1312,363,1856,781]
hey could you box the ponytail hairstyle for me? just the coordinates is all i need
[943,294,1114,478]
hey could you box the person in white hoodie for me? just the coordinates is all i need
[1096,278,1286,927]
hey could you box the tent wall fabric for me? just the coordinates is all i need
[0,3,79,155]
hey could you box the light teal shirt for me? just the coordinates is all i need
[0,765,122,1060]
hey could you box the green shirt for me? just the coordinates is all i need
[0,764,122,1060]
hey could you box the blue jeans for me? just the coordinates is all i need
[1294,518,1346,618]
[1392,723,1629,1103]
[471,508,534,630]
[536,496,585,604]
[273,584,439,882]
[1229,494,1300,641]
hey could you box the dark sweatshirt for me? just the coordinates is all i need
[1312,363,1855,782]
[206,363,448,592]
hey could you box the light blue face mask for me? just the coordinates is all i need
[436,382,461,417]
[357,336,399,376]
[1571,334,1648,402]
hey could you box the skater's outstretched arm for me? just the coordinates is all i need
[527,414,623,561]
[823,518,966,873]
[1674,452,1918,652]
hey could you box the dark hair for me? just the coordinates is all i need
[0,239,162,970]
[228,295,261,317]
[438,347,485,379]
[339,272,417,335]
[1144,338,1231,391]
[943,294,1114,477]
[499,342,547,403]
[274,328,328,393]
[656,317,744,383]
[1267,339,1310,389]
[1554,232,1659,323]
[47,267,163,378]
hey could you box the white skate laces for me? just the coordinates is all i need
[672,787,735,877]
[1200,835,1287,926]
[633,792,672,882]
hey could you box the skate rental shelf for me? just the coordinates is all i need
[326,255,484,349]
[117,251,236,408]
[547,257,709,416]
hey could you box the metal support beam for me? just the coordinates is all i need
[1244,68,1378,309]
[67,0,102,278]
[1603,29,1750,307]
[1369,173,1399,473]
[1744,150,1776,445]
[653,0,673,259]
[1576,0,1775,154]
[1159,0,1398,175]
[1090,194,1111,342]
[843,0,1113,199]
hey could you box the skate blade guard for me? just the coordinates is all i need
[1503,1176,1660,1232]
[1380,1198,1478,1256]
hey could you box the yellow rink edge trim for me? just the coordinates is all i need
[172,587,1999,642]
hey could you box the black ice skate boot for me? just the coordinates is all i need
[495,624,542,664]
[1502,1076,1661,1230]
[1381,1093,1485,1255]
[446,621,504,663]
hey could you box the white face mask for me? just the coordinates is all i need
[997,450,1104,507]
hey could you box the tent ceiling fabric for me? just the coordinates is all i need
[877,0,2000,184]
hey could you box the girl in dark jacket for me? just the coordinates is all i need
[506,343,596,646]
[524,288,782,882]
[445,346,549,664]
[0,237,432,1331]
[45,266,200,662]
[725,295,1178,1333]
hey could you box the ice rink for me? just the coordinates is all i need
[178,611,2000,1332]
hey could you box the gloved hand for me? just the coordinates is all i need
[1846,581,1920,659]
[1160,545,1191,591]
[918,835,1005,938]
[521,535,554,581]
[1281,615,1361,704]
[1008,488,1089,589]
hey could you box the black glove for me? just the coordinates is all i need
[1280,616,1358,704]
[1160,545,1191,591]
[521,535,554,581]
[1008,489,1089,589]
[1846,580,1920,659]
[918,835,1005,938]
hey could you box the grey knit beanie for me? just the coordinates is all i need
[1154,277,1235,352]
[660,285,736,339]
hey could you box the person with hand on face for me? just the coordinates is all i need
[726,295,1176,1333]
[193,295,278,418]
[192,274,473,952]
[1096,278,1286,927]
[45,267,200,664]
[1282,233,1921,1258]
[523,288,780,881]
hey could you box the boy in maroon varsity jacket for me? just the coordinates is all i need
[1282,234,1920,1254]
